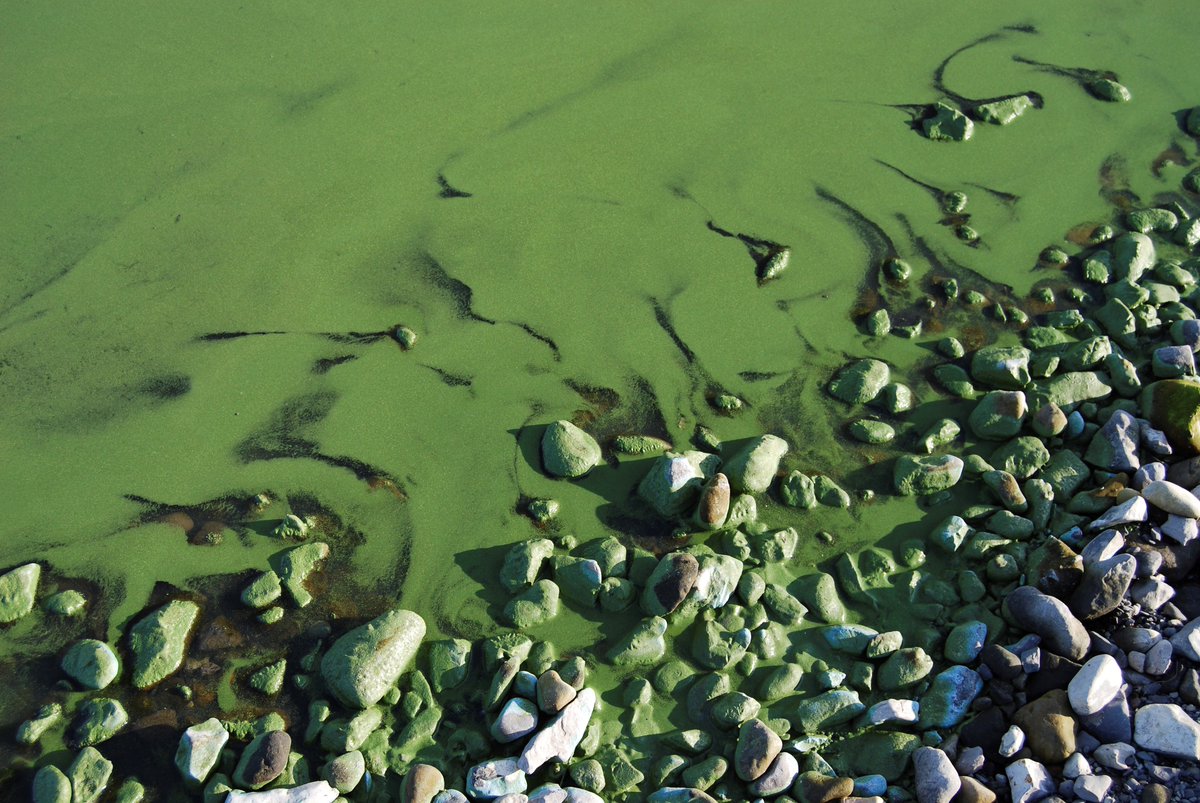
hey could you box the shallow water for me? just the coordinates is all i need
[1,0,1197,794]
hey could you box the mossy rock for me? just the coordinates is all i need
[1142,379,1200,454]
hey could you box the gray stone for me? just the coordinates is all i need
[972,345,1031,390]
[1006,585,1090,660]
[642,552,700,616]
[970,391,1028,440]
[1170,617,1200,661]
[32,765,71,803]
[912,747,959,803]
[1070,554,1136,620]
[1084,410,1141,471]
[792,689,863,732]
[225,783,339,803]
[919,666,982,728]
[1143,480,1200,517]
[638,453,708,516]
[944,620,987,664]
[747,750,799,797]
[1006,759,1053,803]
[324,751,365,795]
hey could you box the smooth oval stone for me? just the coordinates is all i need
[233,730,291,790]
[1006,585,1089,660]
[894,454,964,495]
[695,473,730,530]
[401,763,446,803]
[321,608,426,708]
[1142,480,1200,517]
[734,718,782,782]
[912,746,960,803]
[32,765,72,803]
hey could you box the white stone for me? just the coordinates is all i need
[912,747,959,803]
[1006,758,1054,803]
[1163,514,1199,545]
[999,725,1025,757]
[1080,529,1124,565]
[1073,774,1112,803]
[1145,639,1173,675]
[1134,703,1200,759]
[1062,752,1089,779]
[518,688,596,773]
[1170,617,1200,662]
[225,782,339,803]
[176,717,228,786]
[1068,654,1123,716]
[1143,480,1200,517]
[866,698,919,724]
[1087,496,1148,531]
[1092,742,1134,771]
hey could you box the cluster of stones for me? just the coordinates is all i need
[17,505,335,803]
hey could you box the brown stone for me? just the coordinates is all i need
[794,771,854,803]
[734,718,782,782]
[536,669,576,714]
[400,763,445,803]
[233,730,290,790]
[1013,689,1077,762]
[697,473,731,529]
[957,775,998,803]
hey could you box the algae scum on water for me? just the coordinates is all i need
[4,3,1200,802]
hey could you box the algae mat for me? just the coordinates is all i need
[0,0,1197,793]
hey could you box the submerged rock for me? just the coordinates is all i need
[894,454,964,495]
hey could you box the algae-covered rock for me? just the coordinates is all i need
[638,452,715,516]
[321,608,425,708]
[427,638,471,692]
[504,579,560,629]
[969,390,1027,440]
[276,542,329,610]
[878,648,933,690]
[70,698,128,748]
[919,666,983,728]
[923,101,974,141]
[69,747,113,803]
[44,589,86,617]
[242,571,282,609]
[971,345,1031,390]
[0,562,40,623]
[1087,77,1131,102]
[249,659,286,695]
[792,689,864,732]
[541,420,602,479]
[848,419,895,444]
[894,454,964,495]
[642,552,700,616]
[724,435,789,494]
[608,616,667,666]
[975,94,1034,125]
[991,436,1050,479]
[1142,379,1200,454]
[828,359,890,405]
[128,599,200,688]
[17,703,63,746]
[778,471,816,509]
[62,639,120,690]
[500,538,555,593]
[32,765,71,803]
